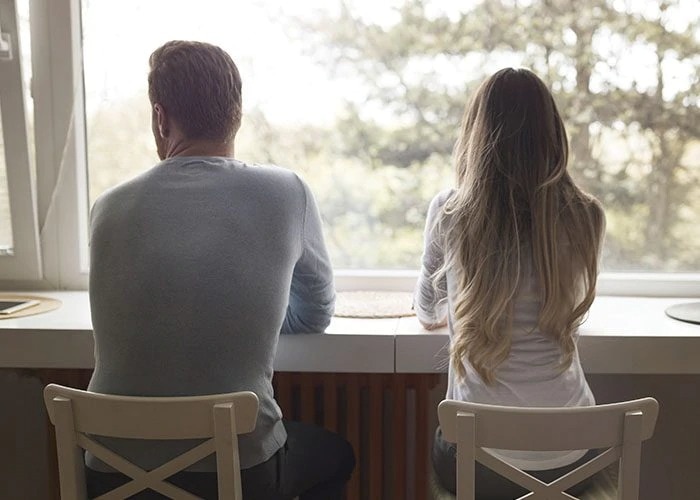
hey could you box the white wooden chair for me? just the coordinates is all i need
[435,398,659,500]
[43,384,259,500]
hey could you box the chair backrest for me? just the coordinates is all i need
[44,384,259,500]
[438,398,659,500]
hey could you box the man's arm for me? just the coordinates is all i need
[414,192,450,330]
[281,178,335,334]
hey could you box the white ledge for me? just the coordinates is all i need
[0,292,699,374]
[395,297,700,374]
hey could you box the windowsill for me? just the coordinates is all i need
[6,270,700,297]
[395,296,700,374]
[0,291,699,374]
[333,271,700,297]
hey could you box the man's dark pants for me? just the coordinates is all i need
[86,421,355,500]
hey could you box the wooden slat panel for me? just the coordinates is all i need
[392,374,407,500]
[274,372,293,418]
[300,373,315,424]
[414,375,430,500]
[323,373,338,433]
[346,375,361,500]
[369,375,384,499]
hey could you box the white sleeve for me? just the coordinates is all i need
[414,191,451,327]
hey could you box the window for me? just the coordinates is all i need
[0,0,41,280]
[81,0,453,271]
[0,103,14,253]
[2,0,700,294]
[81,0,700,274]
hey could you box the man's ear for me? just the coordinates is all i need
[153,103,170,138]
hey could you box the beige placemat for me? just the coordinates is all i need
[0,294,62,319]
[334,291,415,318]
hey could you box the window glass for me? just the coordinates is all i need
[82,0,700,271]
[0,0,34,258]
[17,0,35,186]
[0,102,14,254]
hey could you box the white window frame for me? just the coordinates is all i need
[28,0,88,289]
[2,0,700,298]
[334,270,700,297]
[0,0,41,281]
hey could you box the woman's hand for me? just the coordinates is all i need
[419,319,447,331]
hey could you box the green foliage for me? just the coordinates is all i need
[85,0,700,271]
[293,0,700,270]
[87,95,158,204]
[236,110,453,268]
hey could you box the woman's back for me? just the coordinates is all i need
[418,190,596,398]
[417,68,605,480]
[418,189,599,471]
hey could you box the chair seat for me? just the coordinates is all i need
[430,464,619,500]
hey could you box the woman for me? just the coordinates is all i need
[415,68,605,499]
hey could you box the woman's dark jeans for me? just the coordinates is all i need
[432,427,598,499]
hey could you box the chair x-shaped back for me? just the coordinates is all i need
[44,384,259,500]
[438,398,659,500]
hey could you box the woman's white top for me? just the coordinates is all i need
[414,189,595,471]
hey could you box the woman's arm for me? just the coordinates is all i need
[414,191,452,330]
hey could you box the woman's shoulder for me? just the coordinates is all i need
[425,188,456,226]
[581,194,606,232]
[567,187,606,226]
[564,189,606,248]
[429,188,456,211]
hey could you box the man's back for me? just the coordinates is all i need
[88,156,335,471]
[85,41,353,499]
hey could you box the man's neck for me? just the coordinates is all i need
[165,139,233,159]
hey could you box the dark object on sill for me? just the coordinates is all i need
[665,302,700,325]
[0,294,62,319]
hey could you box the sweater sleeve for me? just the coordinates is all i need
[414,191,451,328]
[281,177,336,334]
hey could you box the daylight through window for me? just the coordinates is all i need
[82,0,700,272]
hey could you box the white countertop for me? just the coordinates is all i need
[0,291,396,372]
[395,297,700,374]
[1,292,699,374]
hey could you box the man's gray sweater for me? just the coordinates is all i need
[87,156,335,471]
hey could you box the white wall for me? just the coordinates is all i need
[0,370,50,500]
[586,374,700,500]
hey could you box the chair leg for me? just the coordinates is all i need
[53,397,88,500]
[455,412,476,500]
[619,411,643,500]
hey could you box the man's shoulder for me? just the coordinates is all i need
[91,164,158,213]
[91,159,309,217]
[237,162,311,204]
[241,161,304,186]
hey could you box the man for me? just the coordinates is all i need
[87,40,354,499]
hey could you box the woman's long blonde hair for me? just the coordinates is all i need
[438,68,604,384]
